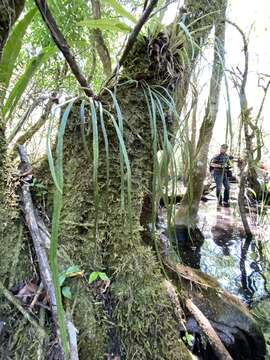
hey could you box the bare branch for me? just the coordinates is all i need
[0,280,47,338]
[18,145,60,334]
[226,20,248,108]
[255,79,270,124]
[7,97,46,143]
[34,0,97,98]
[11,94,55,157]
[186,298,233,360]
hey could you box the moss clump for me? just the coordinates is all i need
[110,247,191,359]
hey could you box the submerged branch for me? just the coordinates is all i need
[238,161,253,239]
[185,298,233,360]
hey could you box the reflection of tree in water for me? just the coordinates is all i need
[211,207,234,256]
[239,236,270,303]
[172,226,204,269]
[239,237,255,303]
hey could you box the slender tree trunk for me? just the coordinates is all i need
[176,0,227,228]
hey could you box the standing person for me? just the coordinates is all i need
[210,144,233,207]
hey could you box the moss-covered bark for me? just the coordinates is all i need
[56,84,191,359]
[0,29,193,358]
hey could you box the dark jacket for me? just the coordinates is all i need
[210,153,232,174]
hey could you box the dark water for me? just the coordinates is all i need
[176,185,270,304]
[167,183,270,356]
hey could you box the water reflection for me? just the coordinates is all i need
[211,207,234,256]
[195,199,270,303]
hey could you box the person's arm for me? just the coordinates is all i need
[211,156,223,168]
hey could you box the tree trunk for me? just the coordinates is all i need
[0,1,27,282]
[0,28,194,359]
[176,0,227,228]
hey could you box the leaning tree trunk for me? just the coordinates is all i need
[175,0,227,230]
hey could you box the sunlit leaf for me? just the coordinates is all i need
[0,8,37,97]
[99,272,109,281]
[103,0,137,24]
[79,19,131,32]
[3,47,56,120]
[89,271,99,283]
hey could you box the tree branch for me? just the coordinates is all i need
[91,0,112,78]
[11,94,55,158]
[116,0,158,70]
[186,298,233,360]
[34,0,97,98]
[0,280,48,338]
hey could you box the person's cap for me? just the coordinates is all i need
[221,144,228,149]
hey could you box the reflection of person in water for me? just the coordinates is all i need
[211,207,234,255]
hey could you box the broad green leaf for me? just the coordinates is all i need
[0,8,37,98]
[3,47,56,119]
[62,286,72,300]
[79,19,131,32]
[89,271,99,283]
[103,0,137,24]
[99,272,109,282]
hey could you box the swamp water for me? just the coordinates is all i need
[176,184,270,357]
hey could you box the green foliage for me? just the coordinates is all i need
[62,286,72,299]
[30,177,47,198]
[59,265,82,286]
[47,101,75,356]
[2,47,56,120]
[183,332,194,347]
[102,0,137,23]
[79,19,131,32]
[0,7,37,98]
[89,271,109,283]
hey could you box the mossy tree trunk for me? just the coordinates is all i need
[0,2,41,357]
[0,1,252,359]
[0,0,29,283]
[0,24,194,359]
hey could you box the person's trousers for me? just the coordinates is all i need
[213,172,230,203]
